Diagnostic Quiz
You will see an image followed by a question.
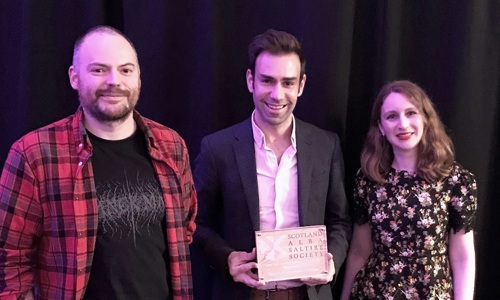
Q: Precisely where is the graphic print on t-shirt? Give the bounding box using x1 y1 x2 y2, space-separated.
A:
96 173 165 244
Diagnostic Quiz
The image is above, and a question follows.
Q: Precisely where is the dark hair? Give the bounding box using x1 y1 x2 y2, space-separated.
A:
360 80 455 183
72 25 138 70
248 29 306 80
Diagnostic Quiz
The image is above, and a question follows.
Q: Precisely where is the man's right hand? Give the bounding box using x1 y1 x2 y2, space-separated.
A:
227 248 265 288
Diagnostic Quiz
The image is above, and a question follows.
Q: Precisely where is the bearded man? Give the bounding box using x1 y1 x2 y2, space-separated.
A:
0 26 197 300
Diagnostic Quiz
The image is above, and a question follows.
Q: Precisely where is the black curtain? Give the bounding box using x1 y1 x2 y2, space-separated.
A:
1 1 499 299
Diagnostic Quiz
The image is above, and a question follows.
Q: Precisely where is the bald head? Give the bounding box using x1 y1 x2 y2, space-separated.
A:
72 26 139 72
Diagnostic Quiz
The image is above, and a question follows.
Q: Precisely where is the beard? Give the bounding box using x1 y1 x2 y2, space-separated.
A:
79 86 140 123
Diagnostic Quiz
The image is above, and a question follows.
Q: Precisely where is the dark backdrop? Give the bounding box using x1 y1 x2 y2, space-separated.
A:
1 1 499 299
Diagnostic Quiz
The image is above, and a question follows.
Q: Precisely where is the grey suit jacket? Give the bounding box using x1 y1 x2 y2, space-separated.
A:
192 117 351 300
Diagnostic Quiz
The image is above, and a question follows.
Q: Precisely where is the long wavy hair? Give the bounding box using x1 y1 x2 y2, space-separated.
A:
360 80 455 183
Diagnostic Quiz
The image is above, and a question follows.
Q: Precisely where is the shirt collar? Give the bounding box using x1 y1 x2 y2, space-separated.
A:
74 106 156 151
251 110 297 149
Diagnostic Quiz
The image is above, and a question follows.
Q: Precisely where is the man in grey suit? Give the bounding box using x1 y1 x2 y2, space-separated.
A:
192 29 351 300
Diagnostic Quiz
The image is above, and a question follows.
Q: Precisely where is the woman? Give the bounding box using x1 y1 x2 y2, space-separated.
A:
341 80 477 300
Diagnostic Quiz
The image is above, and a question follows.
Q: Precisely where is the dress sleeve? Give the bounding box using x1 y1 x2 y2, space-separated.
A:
449 166 478 233
352 169 371 225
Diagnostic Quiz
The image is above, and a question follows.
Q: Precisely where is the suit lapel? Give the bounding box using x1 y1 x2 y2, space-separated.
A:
233 119 260 231
296 120 313 225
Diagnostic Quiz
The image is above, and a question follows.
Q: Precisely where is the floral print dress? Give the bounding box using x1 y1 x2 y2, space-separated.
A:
350 162 477 300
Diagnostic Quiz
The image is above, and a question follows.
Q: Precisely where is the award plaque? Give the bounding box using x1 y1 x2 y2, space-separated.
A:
255 225 328 282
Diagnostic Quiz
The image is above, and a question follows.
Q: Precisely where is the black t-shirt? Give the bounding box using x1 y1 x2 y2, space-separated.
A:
83 129 171 300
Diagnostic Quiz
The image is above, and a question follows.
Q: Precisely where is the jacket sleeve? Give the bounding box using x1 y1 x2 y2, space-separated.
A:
191 136 235 273
325 133 352 270
0 142 41 298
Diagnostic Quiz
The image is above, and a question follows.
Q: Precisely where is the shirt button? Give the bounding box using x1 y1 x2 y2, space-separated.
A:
78 232 84 238
78 143 83 148
78 161 83 167
78 268 84 274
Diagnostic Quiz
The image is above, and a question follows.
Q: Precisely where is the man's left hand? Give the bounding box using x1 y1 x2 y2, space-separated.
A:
300 253 335 286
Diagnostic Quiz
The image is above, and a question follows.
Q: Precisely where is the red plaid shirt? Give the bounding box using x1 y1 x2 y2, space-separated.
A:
0 107 197 300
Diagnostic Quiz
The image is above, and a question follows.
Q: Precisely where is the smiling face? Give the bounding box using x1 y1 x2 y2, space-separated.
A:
246 51 306 132
379 92 425 160
68 31 141 124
